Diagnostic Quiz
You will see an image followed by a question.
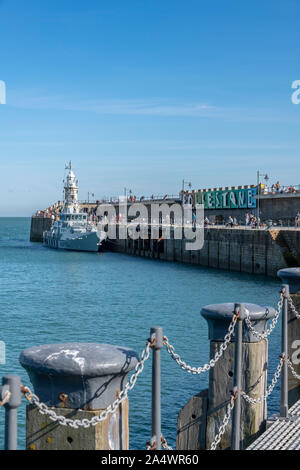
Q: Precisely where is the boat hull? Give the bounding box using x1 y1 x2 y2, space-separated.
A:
43 230 100 252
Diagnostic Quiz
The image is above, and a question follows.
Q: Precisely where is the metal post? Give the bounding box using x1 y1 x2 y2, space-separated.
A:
231 303 244 450
280 284 289 418
257 170 260 226
2 375 22 450
150 327 163 450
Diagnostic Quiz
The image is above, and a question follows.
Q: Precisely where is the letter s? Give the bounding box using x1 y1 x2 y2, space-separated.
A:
291 339 300 365
291 80 300 104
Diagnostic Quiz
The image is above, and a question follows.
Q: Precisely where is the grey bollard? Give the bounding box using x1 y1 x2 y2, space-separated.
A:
19 342 138 450
278 268 300 407
278 268 300 294
201 303 275 450
201 303 275 342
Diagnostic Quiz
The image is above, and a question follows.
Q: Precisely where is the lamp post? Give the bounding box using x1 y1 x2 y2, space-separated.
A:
87 192 94 204
124 188 132 198
181 180 192 202
256 171 269 227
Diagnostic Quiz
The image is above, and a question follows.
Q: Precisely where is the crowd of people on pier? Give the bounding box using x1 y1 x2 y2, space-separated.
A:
35 181 300 229
36 206 300 229
35 202 62 220
204 213 259 228
262 181 299 195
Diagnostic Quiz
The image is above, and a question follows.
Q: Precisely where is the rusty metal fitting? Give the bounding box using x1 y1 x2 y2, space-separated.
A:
231 388 239 401
146 440 157 451
279 353 288 362
58 393 68 408
21 386 32 403
0 390 11 408
233 309 240 321
280 288 287 298
147 337 157 349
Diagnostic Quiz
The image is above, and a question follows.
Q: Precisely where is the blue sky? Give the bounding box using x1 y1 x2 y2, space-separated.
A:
0 0 300 215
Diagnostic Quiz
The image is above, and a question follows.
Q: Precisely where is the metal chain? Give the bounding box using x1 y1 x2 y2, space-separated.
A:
287 295 300 320
161 435 173 450
146 435 173 451
244 295 283 340
0 390 11 408
210 395 236 450
163 313 238 374
22 340 152 429
241 357 284 405
287 358 300 380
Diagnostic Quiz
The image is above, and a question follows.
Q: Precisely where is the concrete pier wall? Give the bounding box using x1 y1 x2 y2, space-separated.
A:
29 214 300 277
30 217 52 242
106 227 300 277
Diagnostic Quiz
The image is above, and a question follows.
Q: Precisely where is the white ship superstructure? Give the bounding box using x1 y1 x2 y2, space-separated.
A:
43 162 106 252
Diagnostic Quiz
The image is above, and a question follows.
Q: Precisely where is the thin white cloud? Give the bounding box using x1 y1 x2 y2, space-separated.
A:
7 89 300 123
9 91 215 117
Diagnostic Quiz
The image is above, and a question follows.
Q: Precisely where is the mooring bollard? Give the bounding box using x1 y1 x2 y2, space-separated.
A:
202 302 276 450
280 284 289 418
19 342 139 450
150 327 163 450
1 375 22 450
231 303 245 450
177 302 276 450
278 268 300 407
200 303 275 450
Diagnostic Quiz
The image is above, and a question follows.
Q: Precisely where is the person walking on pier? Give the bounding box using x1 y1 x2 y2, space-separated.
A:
227 216 234 227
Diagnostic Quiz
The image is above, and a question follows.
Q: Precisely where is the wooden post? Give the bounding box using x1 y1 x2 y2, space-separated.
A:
177 302 276 450
19 342 138 450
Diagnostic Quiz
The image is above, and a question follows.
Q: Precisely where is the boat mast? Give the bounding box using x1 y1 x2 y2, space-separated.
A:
63 161 79 213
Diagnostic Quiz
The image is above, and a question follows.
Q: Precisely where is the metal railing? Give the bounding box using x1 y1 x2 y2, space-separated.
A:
79 195 181 205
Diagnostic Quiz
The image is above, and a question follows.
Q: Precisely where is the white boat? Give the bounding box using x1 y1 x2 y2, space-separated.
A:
43 162 106 252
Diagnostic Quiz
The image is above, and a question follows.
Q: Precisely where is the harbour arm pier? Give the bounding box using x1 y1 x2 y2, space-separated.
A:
31 210 300 278
30 178 300 277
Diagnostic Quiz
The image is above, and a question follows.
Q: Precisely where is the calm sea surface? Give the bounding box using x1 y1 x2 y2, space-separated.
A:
0 217 282 449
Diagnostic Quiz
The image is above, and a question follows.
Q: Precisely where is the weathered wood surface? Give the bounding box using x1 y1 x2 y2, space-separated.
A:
176 389 208 450
177 339 269 450
206 339 268 450
26 399 129 450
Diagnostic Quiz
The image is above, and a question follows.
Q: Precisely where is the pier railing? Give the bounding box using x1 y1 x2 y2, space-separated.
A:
78 195 181 205
1 273 300 450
